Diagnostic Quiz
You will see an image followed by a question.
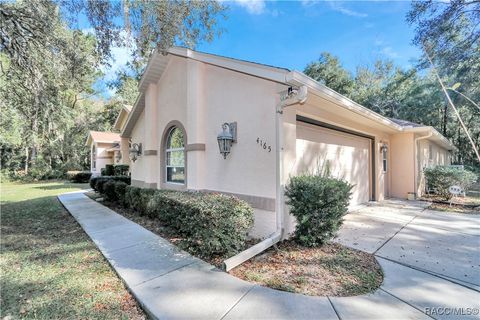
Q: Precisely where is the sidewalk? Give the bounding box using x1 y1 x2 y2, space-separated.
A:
58 191 479 320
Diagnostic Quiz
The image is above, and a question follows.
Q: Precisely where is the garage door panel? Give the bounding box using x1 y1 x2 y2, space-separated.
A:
295 122 371 206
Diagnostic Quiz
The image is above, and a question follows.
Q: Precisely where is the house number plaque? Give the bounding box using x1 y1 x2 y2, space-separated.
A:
256 138 272 153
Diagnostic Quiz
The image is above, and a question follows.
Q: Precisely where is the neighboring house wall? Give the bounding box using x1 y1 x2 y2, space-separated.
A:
91 142 114 175
416 139 452 195
389 133 415 199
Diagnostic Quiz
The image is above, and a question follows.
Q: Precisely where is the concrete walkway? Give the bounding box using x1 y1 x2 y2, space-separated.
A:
59 192 480 320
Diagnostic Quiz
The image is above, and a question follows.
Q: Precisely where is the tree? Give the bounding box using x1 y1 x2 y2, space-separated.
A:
304 52 354 96
407 0 480 165
60 0 226 62
0 0 227 177
0 1 101 174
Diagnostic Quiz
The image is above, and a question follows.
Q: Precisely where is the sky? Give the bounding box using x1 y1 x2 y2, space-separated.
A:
97 0 422 97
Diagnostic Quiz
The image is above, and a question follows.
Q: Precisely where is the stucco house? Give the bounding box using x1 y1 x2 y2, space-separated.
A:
118 47 455 241
86 105 132 175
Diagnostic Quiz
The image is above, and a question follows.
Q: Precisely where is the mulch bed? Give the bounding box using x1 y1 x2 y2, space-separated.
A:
420 195 480 214
230 241 383 297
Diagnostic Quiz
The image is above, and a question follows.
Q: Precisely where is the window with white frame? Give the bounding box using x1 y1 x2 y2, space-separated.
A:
165 127 185 184
382 147 387 173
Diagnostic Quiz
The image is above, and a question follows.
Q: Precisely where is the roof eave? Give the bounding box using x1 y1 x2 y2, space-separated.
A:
285 71 404 132
404 126 457 151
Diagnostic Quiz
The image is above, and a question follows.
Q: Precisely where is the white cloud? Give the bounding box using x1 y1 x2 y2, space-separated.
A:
233 0 266 15
380 46 400 59
300 0 318 7
328 1 367 18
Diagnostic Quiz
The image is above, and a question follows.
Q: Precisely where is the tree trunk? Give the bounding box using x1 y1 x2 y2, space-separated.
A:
442 103 448 135
24 146 29 174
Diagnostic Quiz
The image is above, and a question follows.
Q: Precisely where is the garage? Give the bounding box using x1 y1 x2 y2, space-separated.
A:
295 117 373 207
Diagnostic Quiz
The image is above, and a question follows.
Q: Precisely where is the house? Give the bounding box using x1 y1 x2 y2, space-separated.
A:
86 105 132 176
119 47 455 240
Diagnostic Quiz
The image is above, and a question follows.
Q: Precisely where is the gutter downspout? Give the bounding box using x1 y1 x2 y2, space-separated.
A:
223 85 308 272
413 131 433 198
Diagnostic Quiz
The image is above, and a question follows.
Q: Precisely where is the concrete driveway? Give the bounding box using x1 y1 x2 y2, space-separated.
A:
335 199 480 289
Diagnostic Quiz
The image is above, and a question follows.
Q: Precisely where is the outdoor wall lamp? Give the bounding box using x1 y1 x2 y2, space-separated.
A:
115 151 122 163
380 143 388 152
129 143 142 162
217 122 237 159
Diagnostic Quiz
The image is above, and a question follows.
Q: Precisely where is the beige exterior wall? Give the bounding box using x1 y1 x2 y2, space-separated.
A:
130 109 146 184
90 142 114 175
126 54 454 238
416 138 452 195
128 57 281 238
389 133 415 198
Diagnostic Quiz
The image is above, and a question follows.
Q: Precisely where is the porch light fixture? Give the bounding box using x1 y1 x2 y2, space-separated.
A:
129 143 142 162
217 122 237 159
380 143 388 152
115 151 122 163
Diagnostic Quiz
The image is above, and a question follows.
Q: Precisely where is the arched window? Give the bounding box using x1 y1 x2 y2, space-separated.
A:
165 127 185 184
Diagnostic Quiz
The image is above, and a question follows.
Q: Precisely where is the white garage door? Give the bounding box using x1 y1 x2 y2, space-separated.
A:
295 121 371 207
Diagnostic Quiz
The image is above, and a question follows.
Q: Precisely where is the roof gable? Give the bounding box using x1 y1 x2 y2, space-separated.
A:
86 131 121 146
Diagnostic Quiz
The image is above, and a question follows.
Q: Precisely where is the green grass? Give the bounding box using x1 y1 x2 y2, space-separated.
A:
1 181 145 319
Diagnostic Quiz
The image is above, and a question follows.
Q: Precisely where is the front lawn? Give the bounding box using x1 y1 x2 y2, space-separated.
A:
0 181 145 319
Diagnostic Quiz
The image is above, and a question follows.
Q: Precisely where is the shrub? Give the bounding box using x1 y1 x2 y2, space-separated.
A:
146 191 254 258
89 176 98 189
90 176 131 193
100 168 106 176
285 175 352 247
125 186 156 213
114 165 129 176
69 171 92 183
103 179 118 201
424 166 478 200
95 177 109 194
114 181 129 206
105 164 115 176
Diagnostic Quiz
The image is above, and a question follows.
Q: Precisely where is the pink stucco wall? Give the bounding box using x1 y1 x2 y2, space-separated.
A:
126 54 453 238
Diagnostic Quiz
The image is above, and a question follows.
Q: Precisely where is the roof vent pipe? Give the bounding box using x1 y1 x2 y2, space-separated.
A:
223 86 307 272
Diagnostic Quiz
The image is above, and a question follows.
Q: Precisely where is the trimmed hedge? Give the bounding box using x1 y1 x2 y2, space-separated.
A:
124 186 156 213
90 176 131 192
105 164 115 176
115 181 129 206
424 166 477 200
95 184 254 258
114 165 129 176
69 171 92 183
103 179 118 202
146 191 254 257
285 175 352 247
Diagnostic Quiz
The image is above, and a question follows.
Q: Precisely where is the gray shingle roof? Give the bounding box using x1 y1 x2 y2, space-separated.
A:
388 118 425 128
